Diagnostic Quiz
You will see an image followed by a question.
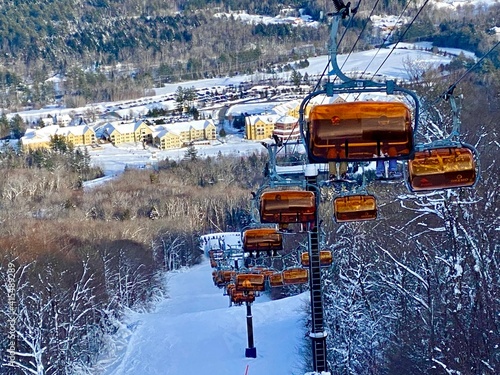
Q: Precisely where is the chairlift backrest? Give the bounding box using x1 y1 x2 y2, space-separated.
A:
282 268 309 285
334 194 377 222
300 251 333 267
308 101 413 162
221 269 236 282
261 269 276 278
407 147 477 191
242 228 283 253
231 290 255 304
235 273 266 292
260 190 316 224
269 272 284 287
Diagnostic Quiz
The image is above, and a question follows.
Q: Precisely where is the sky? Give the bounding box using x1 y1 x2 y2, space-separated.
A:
100 233 311 375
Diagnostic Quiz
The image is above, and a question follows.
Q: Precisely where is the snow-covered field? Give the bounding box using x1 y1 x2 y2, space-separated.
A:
86 135 265 177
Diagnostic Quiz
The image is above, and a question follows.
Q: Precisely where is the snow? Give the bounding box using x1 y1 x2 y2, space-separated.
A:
102 233 310 375
431 0 499 10
214 10 320 28
87 136 266 177
77 42 471 179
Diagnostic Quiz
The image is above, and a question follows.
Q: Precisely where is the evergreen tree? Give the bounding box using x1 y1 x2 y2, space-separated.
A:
290 69 303 87
9 115 26 139
50 134 70 154
184 145 198 161
0 113 9 138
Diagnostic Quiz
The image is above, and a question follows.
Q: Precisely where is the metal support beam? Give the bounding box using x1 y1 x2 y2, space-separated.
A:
245 302 257 358
305 165 328 373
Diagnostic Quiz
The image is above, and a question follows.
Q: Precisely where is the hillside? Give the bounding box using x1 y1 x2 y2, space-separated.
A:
0 0 499 111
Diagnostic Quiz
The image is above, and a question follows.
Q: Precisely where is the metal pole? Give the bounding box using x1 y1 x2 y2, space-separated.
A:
245 301 257 358
305 164 328 373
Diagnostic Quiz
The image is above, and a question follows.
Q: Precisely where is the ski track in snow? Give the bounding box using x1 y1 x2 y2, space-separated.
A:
104 258 310 375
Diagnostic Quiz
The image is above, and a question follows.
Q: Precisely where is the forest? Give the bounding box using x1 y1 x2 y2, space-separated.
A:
0 0 499 110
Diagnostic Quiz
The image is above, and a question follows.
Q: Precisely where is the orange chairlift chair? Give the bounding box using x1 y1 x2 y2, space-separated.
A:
297 0 419 167
248 266 276 282
259 268 276 279
213 269 234 288
330 162 378 223
268 272 284 288
227 283 256 305
213 269 235 288
282 268 309 285
307 101 414 162
406 89 479 192
333 194 377 222
232 291 256 305
242 227 283 257
300 250 333 267
260 190 316 224
407 147 477 191
208 249 224 268
235 273 266 292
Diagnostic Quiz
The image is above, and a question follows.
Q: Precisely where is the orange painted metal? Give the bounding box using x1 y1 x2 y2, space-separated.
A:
408 147 476 191
308 101 413 161
334 195 377 222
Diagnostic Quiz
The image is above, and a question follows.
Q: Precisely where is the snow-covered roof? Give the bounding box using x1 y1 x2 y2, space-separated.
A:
273 100 301 115
22 124 94 145
103 120 149 135
276 115 298 124
246 114 281 125
153 119 215 137
56 124 92 136
226 102 281 117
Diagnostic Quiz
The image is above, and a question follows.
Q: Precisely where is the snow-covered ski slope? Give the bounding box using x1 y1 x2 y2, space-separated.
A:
104 232 310 375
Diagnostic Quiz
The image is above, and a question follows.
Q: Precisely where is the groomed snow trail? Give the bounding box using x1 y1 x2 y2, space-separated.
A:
104 259 309 375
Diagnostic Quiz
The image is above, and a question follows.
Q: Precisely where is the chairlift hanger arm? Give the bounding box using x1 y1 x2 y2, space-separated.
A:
443 86 462 140
328 1 358 81
417 86 462 147
262 141 309 187
325 0 419 108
